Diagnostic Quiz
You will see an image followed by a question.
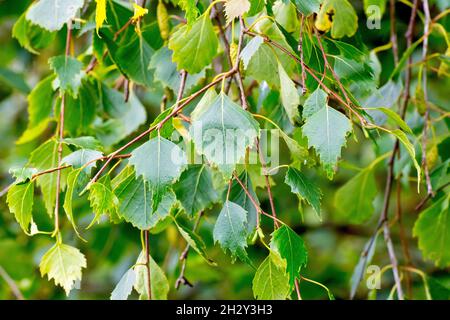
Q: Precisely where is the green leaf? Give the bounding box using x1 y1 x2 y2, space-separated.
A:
190 92 259 178
273 1 299 33
94 90 147 147
26 0 84 32
334 167 377 224
63 136 103 150
63 168 84 237
173 165 218 216
302 88 327 119
278 62 300 124
49 56 84 97
388 129 421 186
333 55 375 96
302 103 352 179
112 32 154 87
178 0 200 25
246 22 296 88
284 167 322 218
213 201 249 262
168 13 219 74
63 80 97 135
150 47 205 93
17 75 55 144
28 139 71 216
88 175 119 227
252 251 291 300
174 219 216 265
62 149 103 172
367 107 412 134
6 181 35 233
240 35 264 70
270 225 308 287
190 88 218 122
413 195 450 268
12 12 55 54
134 252 169 300
39 242 87 296
114 169 176 230
110 268 136 300
291 0 320 16
315 0 358 39
227 170 259 235
9 167 38 184
129 136 187 210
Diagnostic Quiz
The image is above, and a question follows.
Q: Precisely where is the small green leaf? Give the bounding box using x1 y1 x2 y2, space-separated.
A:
413 195 450 268
278 62 300 124
49 56 84 97
12 12 55 54
174 219 216 265
270 225 308 287
39 242 87 296
88 175 119 227
6 181 35 233
134 252 169 300
334 167 377 224
110 268 136 300
252 251 291 300
62 149 103 172
302 103 352 178
28 139 71 216
168 13 218 74
284 167 322 218
17 75 55 144
129 136 187 210
190 92 260 178
213 201 249 262
173 165 218 216
114 169 176 230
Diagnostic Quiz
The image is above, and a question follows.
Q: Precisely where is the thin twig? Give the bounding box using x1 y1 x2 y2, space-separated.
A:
175 211 204 289
298 15 306 94
421 0 434 197
144 230 152 300
0 265 24 300
54 21 73 235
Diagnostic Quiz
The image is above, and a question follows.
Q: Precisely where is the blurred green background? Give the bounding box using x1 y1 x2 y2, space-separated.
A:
0 0 449 300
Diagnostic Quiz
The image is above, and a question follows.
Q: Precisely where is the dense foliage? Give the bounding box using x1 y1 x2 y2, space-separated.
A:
0 0 449 300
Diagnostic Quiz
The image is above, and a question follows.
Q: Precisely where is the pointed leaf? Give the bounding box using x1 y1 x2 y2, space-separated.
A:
6 181 35 233
39 243 87 296
213 201 249 261
168 14 219 74
173 165 218 216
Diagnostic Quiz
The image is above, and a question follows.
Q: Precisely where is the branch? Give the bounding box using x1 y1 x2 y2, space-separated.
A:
54 21 73 235
421 0 434 197
86 67 239 189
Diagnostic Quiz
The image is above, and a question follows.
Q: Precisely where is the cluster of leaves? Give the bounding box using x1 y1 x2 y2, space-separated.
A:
0 0 449 300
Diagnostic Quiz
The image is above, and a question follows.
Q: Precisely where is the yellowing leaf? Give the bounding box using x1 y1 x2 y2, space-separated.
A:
132 3 149 23
224 0 250 24
95 0 107 34
39 243 87 295
315 0 358 39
